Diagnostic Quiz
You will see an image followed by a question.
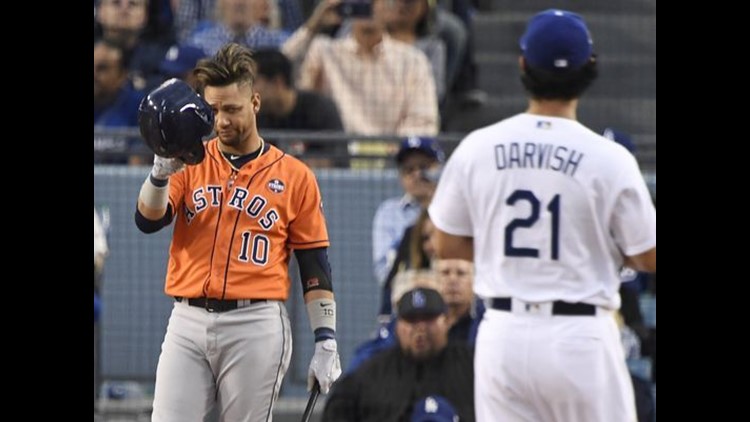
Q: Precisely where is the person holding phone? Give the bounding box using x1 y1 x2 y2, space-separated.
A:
282 0 440 136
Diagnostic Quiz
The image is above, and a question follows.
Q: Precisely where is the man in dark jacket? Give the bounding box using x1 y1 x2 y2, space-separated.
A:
323 287 474 422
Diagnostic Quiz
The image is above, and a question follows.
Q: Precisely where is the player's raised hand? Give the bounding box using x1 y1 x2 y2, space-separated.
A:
307 339 341 394
151 155 186 180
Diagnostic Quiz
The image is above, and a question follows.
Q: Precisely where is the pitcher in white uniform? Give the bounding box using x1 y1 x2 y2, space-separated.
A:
428 9 656 422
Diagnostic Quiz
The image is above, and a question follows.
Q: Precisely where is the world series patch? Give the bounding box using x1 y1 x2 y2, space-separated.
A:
267 179 285 194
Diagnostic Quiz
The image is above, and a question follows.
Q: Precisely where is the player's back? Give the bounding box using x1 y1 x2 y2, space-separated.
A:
439 113 651 309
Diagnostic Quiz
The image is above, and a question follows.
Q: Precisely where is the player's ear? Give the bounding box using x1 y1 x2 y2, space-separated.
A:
518 56 527 73
251 92 261 113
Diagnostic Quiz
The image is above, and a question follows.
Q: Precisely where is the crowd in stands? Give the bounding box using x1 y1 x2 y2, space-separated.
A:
94 0 488 167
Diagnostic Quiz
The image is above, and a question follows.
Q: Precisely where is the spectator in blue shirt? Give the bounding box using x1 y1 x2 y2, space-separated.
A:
372 137 445 288
184 0 290 56
94 40 146 163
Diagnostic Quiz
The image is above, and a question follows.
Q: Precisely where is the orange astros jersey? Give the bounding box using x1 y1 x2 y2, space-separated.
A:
165 139 329 300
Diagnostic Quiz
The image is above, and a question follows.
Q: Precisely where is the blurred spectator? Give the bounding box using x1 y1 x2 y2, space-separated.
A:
94 207 110 282
95 0 173 91
184 0 290 56
604 127 637 154
252 49 345 167
433 258 483 347
283 0 439 135
94 206 108 400
94 207 108 323
173 0 304 42
348 268 439 373
617 313 656 422
437 0 486 107
172 0 218 41
372 137 444 287
94 40 147 164
159 43 208 88
385 0 447 102
351 257 483 374
380 209 435 318
323 287 475 422
434 6 467 100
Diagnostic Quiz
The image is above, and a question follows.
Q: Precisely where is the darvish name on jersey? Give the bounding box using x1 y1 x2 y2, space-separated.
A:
495 142 584 177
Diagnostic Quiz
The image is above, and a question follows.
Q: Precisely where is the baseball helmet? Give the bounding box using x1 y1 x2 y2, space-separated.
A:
138 78 214 165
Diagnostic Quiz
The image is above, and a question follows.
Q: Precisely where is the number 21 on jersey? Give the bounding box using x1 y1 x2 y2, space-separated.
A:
504 189 560 260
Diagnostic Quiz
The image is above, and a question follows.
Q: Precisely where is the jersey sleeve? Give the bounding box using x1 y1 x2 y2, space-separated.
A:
609 155 656 256
288 169 330 249
428 142 473 236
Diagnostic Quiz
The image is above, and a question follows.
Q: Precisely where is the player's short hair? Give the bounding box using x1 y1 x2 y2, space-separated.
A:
194 43 258 91
520 58 598 101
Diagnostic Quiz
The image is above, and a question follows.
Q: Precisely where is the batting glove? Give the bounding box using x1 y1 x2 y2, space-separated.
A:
151 155 186 180
307 339 341 394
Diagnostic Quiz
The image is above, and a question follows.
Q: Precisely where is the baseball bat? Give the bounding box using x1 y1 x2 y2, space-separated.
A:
301 381 321 422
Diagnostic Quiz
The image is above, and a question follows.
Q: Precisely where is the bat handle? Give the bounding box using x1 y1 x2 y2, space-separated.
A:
301 380 321 422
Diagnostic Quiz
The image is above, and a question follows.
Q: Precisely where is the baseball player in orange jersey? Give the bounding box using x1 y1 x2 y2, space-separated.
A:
135 43 341 422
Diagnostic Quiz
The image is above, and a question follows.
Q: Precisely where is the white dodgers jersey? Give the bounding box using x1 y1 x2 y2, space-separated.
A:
429 114 656 309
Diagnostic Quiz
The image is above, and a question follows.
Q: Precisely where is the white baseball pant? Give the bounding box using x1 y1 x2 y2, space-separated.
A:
475 302 636 422
152 300 292 422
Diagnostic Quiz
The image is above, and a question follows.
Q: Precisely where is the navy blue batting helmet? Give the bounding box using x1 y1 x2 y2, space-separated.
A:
138 79 214 165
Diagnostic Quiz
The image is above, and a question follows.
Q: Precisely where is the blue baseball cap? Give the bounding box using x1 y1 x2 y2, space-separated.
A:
412 395 459 422
396 136 445 165
603 127 636 154
520 9 593 71
397 288 446 321
160 44 207 77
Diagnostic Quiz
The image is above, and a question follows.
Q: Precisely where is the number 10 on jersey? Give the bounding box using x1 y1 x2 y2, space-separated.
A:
238 231 270 265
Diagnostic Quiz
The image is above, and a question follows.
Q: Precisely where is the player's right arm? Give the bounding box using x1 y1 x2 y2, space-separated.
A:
135 156 185 233
433 230 474 261
624 247 656 273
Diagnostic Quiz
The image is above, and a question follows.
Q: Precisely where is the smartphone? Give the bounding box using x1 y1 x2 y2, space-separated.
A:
336 0 372 18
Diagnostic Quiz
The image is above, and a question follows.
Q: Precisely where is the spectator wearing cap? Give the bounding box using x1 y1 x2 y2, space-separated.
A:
373 137 445 290
252 49 345 168
159 44 207 89
349 258 485 374
323 287 475 422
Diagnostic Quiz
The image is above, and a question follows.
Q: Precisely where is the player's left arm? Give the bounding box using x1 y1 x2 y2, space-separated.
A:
289 168 341 394
296 247 341 395
433 230 474 261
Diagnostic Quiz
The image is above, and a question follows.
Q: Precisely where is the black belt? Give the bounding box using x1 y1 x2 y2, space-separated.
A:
490 297 596 316
175 297 267 313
